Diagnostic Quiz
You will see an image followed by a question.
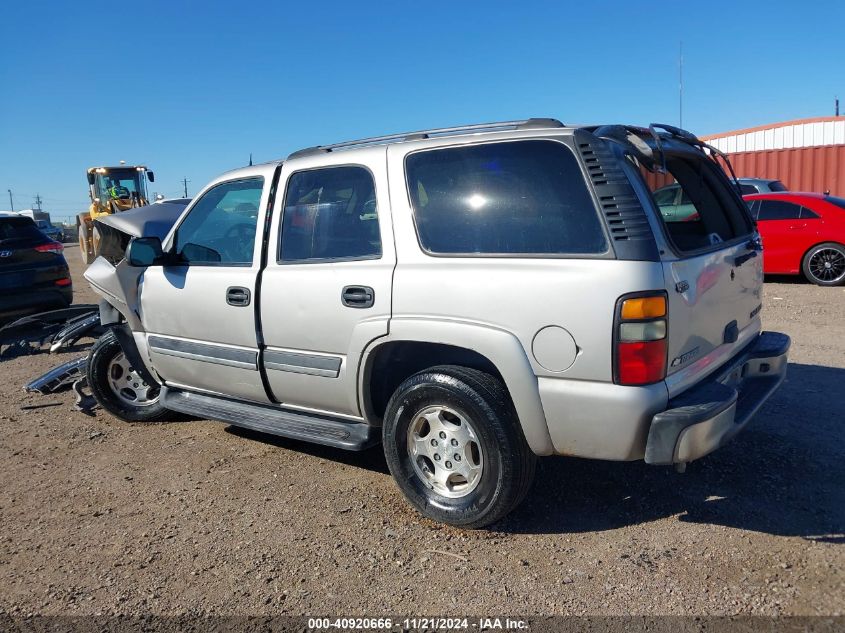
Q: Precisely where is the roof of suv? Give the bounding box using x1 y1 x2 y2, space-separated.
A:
285 118 569 160
213 118 573 183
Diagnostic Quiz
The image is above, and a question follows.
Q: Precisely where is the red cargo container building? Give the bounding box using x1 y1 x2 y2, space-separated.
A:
701 116 845 196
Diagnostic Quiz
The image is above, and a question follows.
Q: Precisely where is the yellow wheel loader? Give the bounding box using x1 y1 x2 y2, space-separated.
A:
77 164 155 264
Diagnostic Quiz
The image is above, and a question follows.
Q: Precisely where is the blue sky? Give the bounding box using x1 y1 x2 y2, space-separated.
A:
1 0 843 223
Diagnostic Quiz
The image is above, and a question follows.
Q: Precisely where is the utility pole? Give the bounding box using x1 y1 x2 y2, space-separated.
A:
249 153 253 166
7 189 13 211
181 178 190 198
34 194 43 212
837 96 840 117
679 41 684 129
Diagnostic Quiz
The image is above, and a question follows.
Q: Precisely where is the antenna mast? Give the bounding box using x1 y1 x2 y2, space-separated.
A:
679 41 684 128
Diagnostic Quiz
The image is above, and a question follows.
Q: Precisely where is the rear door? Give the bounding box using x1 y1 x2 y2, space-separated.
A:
259 148 394 416
139 169 274 402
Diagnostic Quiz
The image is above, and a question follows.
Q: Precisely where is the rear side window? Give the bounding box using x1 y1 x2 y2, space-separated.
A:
0 217 44 241
739 184 759 195
280 166 381 262
768 180 788 192
757 200 802 221
405 140 607 255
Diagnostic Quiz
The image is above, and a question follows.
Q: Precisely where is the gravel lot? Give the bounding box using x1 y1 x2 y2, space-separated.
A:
0 245 843 617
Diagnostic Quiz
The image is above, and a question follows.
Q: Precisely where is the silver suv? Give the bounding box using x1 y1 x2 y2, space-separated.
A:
84 119 790 527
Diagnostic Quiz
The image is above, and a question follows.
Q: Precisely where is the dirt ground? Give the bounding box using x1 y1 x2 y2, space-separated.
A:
0 244 843 618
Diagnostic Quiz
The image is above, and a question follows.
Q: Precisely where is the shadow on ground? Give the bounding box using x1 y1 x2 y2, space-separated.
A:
227 362 844 540
500 362 845 540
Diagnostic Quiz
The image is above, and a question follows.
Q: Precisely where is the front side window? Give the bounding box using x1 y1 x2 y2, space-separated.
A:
280 166 380 262
757 200 802 221
174 177 264 264
739 184 759 195
406 140 607 255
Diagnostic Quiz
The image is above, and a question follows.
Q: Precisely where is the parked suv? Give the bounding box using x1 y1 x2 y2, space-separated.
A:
84 119 789 527
1 213 72 322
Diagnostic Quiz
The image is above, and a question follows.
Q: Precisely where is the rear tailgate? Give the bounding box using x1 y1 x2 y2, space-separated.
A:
645 140 763 395
662 239 763 395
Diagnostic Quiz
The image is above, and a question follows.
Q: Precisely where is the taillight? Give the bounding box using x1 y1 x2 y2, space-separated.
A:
35 241 64 254
55 278 72 287
614 292 668 386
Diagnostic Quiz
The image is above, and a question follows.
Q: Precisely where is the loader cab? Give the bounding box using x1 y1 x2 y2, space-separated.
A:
87 166 153 213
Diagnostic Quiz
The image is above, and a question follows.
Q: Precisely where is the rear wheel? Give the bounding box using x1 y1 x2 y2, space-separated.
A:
382 365 536 528
87 329 169 422
802 242 845 286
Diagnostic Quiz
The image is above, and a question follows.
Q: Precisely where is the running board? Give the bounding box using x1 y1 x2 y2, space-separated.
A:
161 387 380 451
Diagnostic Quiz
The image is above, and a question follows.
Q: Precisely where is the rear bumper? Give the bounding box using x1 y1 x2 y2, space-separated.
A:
644 331 790 465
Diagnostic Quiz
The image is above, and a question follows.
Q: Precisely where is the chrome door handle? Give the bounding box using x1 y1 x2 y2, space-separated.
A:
226 286 251 307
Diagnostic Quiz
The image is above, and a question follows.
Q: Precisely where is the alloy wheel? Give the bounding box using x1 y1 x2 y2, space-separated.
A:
808 246 845 284
406 405 484 498
106 352 160 407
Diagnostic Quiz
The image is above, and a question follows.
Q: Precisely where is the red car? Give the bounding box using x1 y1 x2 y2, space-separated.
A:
743 192 845 286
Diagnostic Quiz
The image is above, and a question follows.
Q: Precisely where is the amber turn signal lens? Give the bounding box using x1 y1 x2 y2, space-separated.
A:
620 296 666 320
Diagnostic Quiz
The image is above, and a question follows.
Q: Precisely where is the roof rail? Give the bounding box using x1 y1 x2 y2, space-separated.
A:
286 118 565 159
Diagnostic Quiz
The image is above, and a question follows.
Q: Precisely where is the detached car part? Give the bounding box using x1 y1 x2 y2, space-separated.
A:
0 305 100 359
24 355 88 394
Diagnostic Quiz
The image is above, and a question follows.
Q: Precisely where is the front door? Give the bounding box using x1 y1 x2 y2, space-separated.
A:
259 150 395 416
753 198 817 274
139 170 273 402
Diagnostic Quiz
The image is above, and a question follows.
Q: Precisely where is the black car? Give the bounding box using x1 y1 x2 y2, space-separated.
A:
0 214 72 322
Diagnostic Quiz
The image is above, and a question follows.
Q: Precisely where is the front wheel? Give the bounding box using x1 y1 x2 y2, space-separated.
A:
87 329 170 422
78 224 95 265
802 242 845 286
382 365 536 528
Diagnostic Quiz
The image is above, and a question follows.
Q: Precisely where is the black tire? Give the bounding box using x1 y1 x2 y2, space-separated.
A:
78 224 95 265
802 242 845 286
87 329 170 422
382 365 536 528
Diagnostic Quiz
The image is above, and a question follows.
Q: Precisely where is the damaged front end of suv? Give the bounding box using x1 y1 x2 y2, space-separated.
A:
21 201 187 401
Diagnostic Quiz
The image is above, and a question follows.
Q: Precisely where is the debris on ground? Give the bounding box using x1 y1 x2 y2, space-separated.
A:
24 355 88 394
0 305 102 359
72 377 98 415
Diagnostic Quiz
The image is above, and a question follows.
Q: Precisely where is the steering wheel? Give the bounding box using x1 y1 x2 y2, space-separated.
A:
222 223 256 261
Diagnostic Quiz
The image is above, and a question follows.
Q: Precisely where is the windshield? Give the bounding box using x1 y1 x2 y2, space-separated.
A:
96 168 147 202
826 196 845 210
